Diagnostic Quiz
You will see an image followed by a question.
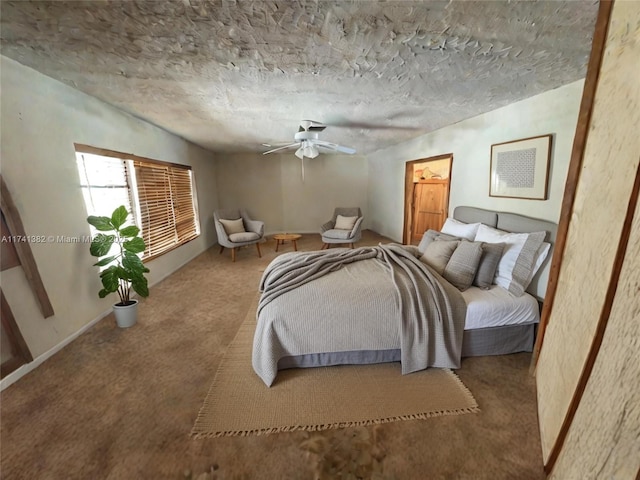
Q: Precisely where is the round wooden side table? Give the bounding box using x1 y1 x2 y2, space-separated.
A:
273 233 302 252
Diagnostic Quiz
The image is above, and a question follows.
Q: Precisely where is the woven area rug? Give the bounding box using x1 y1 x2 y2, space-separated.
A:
192 296 479 438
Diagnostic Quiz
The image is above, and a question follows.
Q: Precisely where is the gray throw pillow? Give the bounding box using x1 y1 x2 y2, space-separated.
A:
473 242 506 289
417 229 460 253
420 240 460 275
443 241 484 291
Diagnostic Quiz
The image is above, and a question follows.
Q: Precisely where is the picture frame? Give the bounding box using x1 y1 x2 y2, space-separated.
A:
489 134 552 200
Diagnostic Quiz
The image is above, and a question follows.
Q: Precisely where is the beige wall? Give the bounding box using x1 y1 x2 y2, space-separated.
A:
537 1 640 475
367 80 584 241
216 152 368 234
0 56 219 361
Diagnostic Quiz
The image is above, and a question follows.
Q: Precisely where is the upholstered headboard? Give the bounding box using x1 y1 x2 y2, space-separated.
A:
453 206 557 300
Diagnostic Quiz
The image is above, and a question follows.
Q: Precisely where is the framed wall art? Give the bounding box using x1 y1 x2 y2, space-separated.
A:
489 134 552 200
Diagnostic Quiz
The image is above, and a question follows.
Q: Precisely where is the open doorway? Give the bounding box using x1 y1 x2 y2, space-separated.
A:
402 154 453 245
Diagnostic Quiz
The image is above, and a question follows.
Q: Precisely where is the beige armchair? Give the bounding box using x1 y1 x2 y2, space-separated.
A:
320 207 363 249
214 208 264 262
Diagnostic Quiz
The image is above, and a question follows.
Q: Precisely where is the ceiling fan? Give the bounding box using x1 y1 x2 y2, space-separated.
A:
262 120 356 181
263 120 356 159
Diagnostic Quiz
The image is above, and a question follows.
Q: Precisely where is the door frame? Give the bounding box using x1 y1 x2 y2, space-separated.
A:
402 154 453 244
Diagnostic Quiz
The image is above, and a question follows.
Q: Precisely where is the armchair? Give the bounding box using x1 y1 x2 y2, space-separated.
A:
214 208 264 262
320 207 363 249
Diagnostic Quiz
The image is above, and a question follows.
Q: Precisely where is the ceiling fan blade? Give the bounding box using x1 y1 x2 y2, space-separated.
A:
333 145 356 154
263 143 299 155
314 139 356 154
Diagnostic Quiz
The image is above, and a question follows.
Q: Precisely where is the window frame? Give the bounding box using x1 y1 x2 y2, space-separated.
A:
74 144 200 262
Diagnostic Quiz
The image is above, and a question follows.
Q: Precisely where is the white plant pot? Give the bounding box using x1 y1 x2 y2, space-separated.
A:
113 299 139 328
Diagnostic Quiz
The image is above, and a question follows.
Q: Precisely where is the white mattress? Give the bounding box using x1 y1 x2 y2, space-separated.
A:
461 285 540 330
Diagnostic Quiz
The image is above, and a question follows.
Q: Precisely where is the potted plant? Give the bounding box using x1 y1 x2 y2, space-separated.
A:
87 205 150 328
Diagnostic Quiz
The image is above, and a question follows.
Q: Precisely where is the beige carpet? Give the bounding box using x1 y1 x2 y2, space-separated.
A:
2 233 545 478
192 295 479 438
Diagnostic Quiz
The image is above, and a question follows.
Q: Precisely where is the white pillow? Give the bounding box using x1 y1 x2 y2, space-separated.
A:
527 242 551 284
335 214 358 230
474 224 546 296
219 218 245 235
440 218 481 241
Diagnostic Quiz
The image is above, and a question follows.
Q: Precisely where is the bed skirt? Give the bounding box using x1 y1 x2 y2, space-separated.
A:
276 323 536 371
461 323 537 357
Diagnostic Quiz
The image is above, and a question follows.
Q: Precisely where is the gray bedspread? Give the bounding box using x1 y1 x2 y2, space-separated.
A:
252 244 467 386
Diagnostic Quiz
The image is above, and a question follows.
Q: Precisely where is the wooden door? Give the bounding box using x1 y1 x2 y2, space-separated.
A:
412 180 449 244
402 154 453 245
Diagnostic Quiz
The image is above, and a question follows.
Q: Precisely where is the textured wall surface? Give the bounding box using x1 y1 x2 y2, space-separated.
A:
536 0 640 467
0 56 219 360
0 1 597 155
550 192 640 479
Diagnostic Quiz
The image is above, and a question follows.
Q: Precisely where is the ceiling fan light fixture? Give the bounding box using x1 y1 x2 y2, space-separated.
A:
304 144 319 159
295 141 319 159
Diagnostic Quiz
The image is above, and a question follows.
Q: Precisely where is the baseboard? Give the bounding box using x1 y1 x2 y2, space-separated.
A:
0 243 215 392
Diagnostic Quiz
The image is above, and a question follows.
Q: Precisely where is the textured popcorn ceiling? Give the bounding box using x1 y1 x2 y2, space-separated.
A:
0 0 599 155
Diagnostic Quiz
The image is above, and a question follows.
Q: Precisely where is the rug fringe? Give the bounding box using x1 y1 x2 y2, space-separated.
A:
191 404 481 439
446 369 480 410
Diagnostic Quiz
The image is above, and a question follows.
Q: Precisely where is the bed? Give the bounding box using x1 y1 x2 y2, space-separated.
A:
252 206 556 386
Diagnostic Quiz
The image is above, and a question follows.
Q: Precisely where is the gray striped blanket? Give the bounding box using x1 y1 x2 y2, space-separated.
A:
253 244 466 386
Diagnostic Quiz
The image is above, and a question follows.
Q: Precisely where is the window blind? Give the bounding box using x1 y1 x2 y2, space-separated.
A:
169 167 199 244
133 160 198 260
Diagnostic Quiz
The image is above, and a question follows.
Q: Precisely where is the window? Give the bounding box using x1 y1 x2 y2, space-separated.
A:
75 145 200 261
77 152 133 218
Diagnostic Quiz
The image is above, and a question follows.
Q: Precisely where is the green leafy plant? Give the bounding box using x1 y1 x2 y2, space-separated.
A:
87 205 150 305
